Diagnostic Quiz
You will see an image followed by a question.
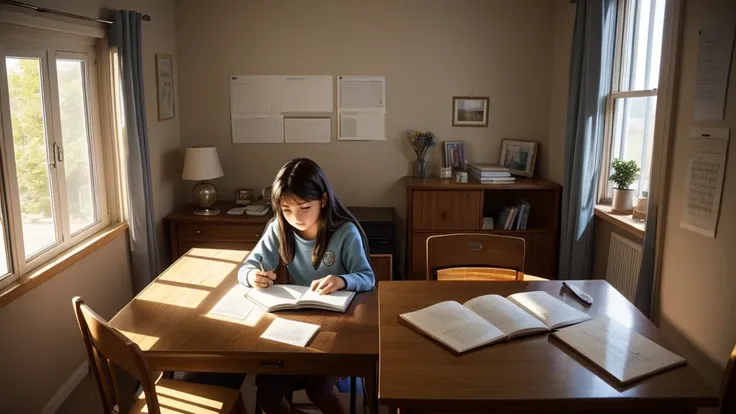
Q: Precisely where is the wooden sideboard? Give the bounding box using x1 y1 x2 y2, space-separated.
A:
166 202 393 281
405 177 561 280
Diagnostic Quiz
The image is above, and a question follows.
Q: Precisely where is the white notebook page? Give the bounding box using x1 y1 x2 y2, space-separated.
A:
401 301 505 353
464 294 546 336
508 291 591 329
260 318 320 347
210 285 254 320
298 288 353 308
553 316 686 384
246 285 307 308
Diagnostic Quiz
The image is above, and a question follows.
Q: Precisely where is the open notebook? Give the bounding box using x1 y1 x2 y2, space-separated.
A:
552 316 686 384
245 285 355 313
400 291 592 354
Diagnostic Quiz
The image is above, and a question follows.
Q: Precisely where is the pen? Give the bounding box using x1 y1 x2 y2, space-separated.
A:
258 256 265 273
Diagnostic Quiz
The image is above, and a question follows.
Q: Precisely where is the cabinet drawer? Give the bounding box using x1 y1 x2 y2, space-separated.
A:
178 241 257 258
411 191 481 230
178 223 263 241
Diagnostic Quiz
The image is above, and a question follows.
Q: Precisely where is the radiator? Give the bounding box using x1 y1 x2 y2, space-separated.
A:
605 233 643 302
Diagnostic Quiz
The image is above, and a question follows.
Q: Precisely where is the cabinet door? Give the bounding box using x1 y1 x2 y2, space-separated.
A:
412 191 481 230
178 223 263 241
370 254 393 281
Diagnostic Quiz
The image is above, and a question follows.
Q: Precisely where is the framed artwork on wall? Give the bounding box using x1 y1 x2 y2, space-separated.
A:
452 96 489 127
155 53 175 120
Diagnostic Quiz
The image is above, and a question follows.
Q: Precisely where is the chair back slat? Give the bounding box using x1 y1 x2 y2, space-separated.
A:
73 297 161 414
426 233 526 281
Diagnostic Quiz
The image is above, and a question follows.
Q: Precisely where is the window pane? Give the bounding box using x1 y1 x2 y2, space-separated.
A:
57 59 97 234
5 57 59 258
610 96 657 196
0 216 9 276
621 0 666 91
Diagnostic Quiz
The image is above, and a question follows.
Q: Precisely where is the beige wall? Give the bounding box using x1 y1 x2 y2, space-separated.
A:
0 233 132 413
658 0 736 390
0 0 178 412
175 0 559 216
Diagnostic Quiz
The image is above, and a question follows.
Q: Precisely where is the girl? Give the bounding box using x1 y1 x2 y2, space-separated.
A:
238 158 374 414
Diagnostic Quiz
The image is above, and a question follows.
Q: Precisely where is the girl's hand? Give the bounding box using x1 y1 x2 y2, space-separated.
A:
248 270 277 288
310 275 345 295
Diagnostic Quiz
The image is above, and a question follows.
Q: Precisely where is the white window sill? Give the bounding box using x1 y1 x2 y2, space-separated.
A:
0 223 128 308
594 205 645 239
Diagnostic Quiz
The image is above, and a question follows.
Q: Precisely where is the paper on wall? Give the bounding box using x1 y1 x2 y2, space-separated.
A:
232 116 284 143
281 76 333 112
230 75 281 117
284 118 331 143
693 24 735 121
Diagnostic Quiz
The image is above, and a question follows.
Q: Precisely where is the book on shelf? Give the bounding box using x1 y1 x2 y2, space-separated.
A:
468 164 510 173
496 200 531 230
400 291 592 354
245 285 355 313
505 207 518 230
552 316 687 384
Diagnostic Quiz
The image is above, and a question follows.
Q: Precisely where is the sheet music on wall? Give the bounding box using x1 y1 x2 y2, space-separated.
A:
337 76 386 140
680 128 730 238
693 24 735 121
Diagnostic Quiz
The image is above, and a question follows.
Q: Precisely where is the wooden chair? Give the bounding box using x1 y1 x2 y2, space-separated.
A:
73 297 246 414
426 233 533 281
721 344 736 414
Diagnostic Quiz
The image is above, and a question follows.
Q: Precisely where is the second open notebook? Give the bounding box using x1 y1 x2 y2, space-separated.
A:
245 285 355 313
400 291 592 354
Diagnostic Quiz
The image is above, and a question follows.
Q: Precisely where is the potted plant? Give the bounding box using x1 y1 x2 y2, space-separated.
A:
609 158 641 214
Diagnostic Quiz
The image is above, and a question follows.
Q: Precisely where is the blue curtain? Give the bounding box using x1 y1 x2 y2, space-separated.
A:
110 11 160 292
558 0 617 280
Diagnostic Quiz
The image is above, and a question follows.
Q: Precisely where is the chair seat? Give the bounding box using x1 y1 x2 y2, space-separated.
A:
522 274 549 281
130 378 241 414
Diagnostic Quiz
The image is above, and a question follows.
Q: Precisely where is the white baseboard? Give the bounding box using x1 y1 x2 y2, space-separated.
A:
41 361 89 414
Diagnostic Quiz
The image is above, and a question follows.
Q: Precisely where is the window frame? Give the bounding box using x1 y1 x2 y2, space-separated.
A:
0 32 111 289
599 0 663 203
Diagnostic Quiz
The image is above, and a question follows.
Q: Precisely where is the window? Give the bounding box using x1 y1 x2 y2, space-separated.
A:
600 0 667 201
0 35 109 289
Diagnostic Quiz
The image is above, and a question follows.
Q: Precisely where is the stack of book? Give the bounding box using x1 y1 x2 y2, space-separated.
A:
496 199 531 230
468 164 515 184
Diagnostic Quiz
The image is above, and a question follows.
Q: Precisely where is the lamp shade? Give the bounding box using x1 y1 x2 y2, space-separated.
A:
182 146 224 181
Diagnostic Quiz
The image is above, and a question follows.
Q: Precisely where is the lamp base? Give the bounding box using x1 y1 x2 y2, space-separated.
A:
193 207 220 216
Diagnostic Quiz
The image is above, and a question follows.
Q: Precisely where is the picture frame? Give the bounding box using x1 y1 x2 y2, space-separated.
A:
452 96 489 127
499 139 539 177
155 54 175 120
235 188 254 206
443 141 466 171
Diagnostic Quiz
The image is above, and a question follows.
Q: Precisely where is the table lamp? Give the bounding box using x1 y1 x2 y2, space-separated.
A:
182 146 224 216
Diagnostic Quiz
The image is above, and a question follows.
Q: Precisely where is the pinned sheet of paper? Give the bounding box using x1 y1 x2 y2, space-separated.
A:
232 117 284 144
281 76 333 113
337 75 386 141
284 118 331 143
693 24 735 121
230 76 281 117
680 128 730 238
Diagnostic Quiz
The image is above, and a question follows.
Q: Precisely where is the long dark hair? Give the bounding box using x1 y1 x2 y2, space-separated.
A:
271 158 369 269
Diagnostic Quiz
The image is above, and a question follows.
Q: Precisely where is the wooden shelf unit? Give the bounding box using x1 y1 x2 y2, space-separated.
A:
404 177 562 280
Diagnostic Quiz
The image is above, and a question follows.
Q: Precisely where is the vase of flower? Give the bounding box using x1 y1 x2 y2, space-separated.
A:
406 130 436 178
413 159 428 178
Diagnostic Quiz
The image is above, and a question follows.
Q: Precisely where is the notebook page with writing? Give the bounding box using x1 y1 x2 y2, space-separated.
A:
246 285 307 311
296 288 355 312
552 316 686 384
260 318 320 347
507 291 591 329
210 284 255 320
464 294 547 338
400 301 506 354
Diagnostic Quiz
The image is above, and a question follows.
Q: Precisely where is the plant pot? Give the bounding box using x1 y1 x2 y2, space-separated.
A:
413 159 428 178
612 188 635 214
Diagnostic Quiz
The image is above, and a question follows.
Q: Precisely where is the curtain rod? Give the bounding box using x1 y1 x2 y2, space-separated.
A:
0 0 151 24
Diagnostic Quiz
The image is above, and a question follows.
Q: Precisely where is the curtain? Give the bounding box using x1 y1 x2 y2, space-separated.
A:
110 11 160 292
558 0 617 280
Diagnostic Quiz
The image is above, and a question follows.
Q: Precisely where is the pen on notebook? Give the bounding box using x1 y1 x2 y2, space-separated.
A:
258 256 265 273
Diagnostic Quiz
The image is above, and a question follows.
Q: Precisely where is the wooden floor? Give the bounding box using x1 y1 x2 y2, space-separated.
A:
58 372 378 414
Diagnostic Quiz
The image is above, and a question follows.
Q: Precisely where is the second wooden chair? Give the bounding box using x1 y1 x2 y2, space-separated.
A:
426 233 529 281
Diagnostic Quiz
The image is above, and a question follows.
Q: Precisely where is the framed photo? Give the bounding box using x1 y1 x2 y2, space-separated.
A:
443 141 466 171
500 139 539 177
155 54 175 120
452 96 489 127
235 188 254 206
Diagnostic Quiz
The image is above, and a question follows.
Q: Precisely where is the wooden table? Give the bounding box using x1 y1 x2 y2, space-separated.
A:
110 248 379 410
378 280 718 413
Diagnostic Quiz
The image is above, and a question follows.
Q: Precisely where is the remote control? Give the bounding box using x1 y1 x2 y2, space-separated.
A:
562 281 593 306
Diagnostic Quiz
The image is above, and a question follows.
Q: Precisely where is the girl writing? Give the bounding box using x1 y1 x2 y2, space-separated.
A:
238 158 374 414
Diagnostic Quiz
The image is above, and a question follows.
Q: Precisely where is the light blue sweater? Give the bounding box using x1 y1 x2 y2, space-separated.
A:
238 220 375 292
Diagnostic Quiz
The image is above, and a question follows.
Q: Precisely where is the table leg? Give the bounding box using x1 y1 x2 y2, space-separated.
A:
350 376 356 414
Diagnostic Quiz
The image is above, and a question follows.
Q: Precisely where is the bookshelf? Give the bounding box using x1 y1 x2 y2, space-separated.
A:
404 176 561 280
